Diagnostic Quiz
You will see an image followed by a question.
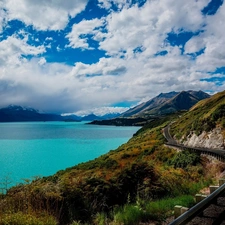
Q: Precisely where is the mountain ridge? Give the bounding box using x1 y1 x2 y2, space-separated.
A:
121 90 210 117
0 105 121 122
90 90 210 126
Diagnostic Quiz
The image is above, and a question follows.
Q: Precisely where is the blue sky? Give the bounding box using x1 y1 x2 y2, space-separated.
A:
0 0 224 115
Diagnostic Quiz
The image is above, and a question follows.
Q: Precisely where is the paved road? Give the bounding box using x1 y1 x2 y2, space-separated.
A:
163 125 177 144
163 125 225 160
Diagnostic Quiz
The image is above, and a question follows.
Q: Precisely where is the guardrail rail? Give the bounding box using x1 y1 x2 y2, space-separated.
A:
169 182 225 225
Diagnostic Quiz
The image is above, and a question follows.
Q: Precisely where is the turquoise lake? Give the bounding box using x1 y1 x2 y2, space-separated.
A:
0 122 140 186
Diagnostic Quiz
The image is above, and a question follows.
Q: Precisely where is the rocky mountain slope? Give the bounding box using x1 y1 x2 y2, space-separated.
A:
170 90 225 149
120 91 179 117
121 90 210 117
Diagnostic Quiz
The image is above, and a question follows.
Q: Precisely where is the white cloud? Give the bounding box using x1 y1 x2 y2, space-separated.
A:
73 106 129 116
98 0 133 10
71 57 126 77
67 18 105 49
0 35 45 67
97 0 209 57
2 0 88 30
0 8 6 33
184 36 206 54
195 3 225 72
38 57 46 66
0 0 224 114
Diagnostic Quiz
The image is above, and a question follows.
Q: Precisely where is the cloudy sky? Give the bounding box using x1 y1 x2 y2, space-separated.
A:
0 0 224 115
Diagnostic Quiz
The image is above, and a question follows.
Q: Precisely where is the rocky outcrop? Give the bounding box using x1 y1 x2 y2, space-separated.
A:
180 127 225 150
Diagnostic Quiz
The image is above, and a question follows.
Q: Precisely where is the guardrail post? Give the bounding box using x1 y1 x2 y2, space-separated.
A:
209 185 219 194
219 179 225 186
195 194 202 203
174 205 182 218
181 207 189 214
200 194 207 201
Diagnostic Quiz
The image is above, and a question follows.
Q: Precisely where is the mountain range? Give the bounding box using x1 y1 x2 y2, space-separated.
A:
90 90 210 126
0 105 120 122
0 90 210 123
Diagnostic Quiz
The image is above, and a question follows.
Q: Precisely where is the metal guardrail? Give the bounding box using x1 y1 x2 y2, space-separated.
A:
169 182 225 225
163 125 225 161
165 142 225 162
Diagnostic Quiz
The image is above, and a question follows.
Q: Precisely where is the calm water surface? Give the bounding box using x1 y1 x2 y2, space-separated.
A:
0 122 140 186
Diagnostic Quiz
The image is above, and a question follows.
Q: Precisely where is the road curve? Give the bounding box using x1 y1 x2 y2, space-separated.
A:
163 125 225 161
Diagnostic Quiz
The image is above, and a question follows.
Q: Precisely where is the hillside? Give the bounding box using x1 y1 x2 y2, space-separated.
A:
89 117 148 126
1 112 222 224
170 90 225 149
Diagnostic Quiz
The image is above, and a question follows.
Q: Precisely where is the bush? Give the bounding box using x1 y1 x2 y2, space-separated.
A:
100 158 118 169
168 150 200 169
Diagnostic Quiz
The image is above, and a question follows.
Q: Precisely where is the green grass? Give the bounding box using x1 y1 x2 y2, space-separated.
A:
145 195 195 220
112 195 195 224
113 204 145 225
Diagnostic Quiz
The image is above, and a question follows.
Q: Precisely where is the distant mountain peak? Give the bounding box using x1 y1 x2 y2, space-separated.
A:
120 90 210 117
157 91 178 98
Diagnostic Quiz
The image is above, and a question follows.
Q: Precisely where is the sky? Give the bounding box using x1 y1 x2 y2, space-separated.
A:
0 0 224 115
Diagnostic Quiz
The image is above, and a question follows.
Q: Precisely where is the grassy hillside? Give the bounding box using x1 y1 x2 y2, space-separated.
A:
0 111 223 224
170 90 225 139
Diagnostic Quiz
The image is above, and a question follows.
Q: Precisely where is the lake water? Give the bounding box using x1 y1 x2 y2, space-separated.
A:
0 122 140 186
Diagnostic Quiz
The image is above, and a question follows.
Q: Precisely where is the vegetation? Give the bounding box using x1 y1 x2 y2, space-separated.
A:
171 90 225 138
112 194 196 224
1 91 225 224
168 150 201 169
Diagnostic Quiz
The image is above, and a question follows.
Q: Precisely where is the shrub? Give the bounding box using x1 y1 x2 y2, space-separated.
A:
168 150 200 169
100 158 118 169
